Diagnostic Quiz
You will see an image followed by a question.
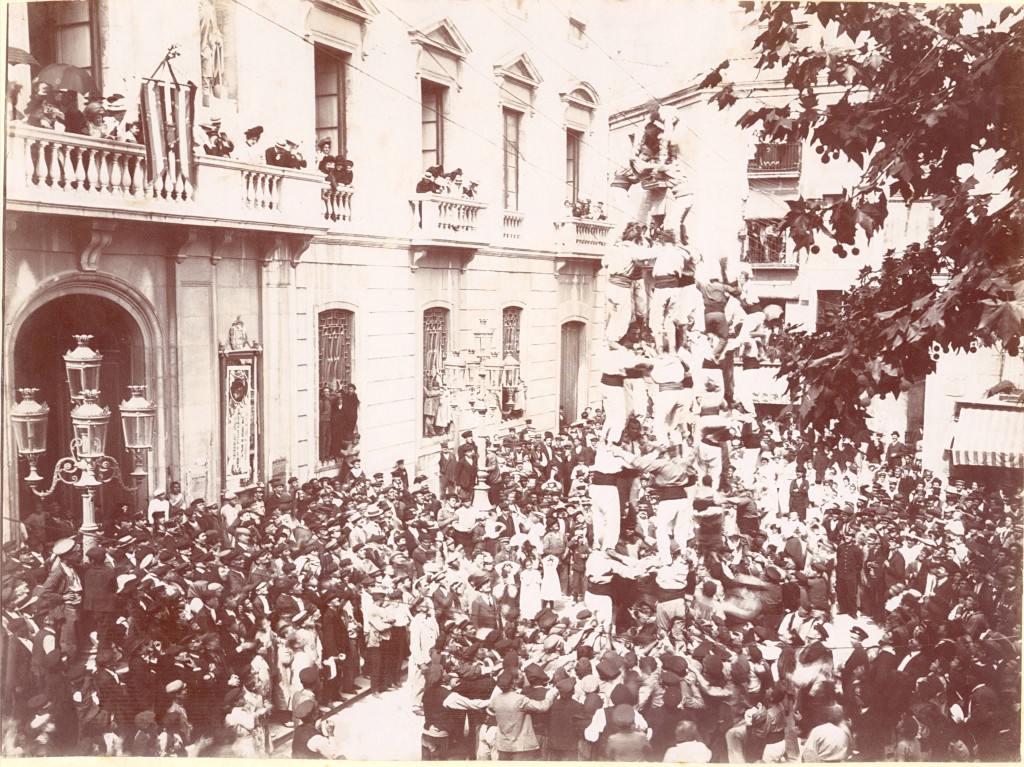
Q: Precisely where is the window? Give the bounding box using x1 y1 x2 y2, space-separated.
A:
566 129 582 206
315 45 348 156
27 0 100 92
423 308 449 438
816 290 845 330
502 307 524 421
421 80 446 171
503 108 522 210
318 309 354 461
743 218 787 264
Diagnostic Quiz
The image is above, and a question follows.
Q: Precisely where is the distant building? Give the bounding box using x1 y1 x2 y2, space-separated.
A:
610 73 1024 474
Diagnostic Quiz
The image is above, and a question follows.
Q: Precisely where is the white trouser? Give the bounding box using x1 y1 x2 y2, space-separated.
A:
732 366 756 413
624 377 649 420
676 283 704 333
732 310 766 353
588 484 621 550
649 287 682 351
736 446 760 486
605 284 633 346
696 440 724 491
652 387 691 444
654 496 691 560
407 660 426 706
601 384 627 443
584 592 614 632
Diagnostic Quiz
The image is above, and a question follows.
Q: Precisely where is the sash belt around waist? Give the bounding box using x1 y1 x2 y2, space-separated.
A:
601 374 625 387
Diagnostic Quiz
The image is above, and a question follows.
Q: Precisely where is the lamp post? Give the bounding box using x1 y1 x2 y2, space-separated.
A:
10 336 156 559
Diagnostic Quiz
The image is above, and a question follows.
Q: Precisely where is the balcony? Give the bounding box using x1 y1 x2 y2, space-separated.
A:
6 123 330 235
502 211 524 242
408 194 489 248
747 142 801 177
322 184 354 224
742 217 799 273
553 217 615 257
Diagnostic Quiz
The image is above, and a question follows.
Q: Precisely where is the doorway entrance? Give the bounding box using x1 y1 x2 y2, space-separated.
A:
559 320 586 428
13 294 145 526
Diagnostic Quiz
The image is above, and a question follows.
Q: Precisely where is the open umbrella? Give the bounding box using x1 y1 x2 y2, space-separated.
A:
35 62 97 95
7 47 40 68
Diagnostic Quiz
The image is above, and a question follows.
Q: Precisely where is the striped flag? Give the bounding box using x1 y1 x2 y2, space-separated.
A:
139 78 196 199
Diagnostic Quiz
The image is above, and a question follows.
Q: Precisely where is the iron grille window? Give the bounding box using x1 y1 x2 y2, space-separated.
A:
423 308 449 437
502 307 523 421
502 307 522 360
744 218 787 264
319 310 353 388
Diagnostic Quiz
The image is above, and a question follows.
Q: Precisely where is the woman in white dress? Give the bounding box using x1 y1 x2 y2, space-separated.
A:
539 554 562 609
517 558 542 621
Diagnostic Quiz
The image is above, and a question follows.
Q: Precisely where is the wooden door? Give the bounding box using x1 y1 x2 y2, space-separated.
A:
559 321 585 425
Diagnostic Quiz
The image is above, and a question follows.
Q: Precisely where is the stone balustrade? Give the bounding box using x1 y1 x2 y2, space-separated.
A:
7 123 326 232
553 217 615 256
502 211 524 241
323 185 354 223
409 194 489 246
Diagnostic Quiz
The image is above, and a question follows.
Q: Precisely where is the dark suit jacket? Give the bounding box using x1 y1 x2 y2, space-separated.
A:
82 563 118 612
455 458 477 492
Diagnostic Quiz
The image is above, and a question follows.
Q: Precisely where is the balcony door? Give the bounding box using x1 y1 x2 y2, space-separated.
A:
559 321 585 424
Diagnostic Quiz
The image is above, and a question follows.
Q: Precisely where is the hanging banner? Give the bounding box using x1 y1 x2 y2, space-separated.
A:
139 77 196 200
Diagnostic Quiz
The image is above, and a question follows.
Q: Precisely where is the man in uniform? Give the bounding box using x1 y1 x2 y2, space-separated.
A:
41 538 82 660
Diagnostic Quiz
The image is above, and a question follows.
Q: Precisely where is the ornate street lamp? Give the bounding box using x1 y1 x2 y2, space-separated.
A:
64 334 103 403
120 385 157 477
10 388 49 484
11 336 155 558
501 354 520 389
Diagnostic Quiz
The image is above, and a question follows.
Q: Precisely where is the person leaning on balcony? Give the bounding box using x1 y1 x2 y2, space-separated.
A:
238 125 264 164
416 166 439 194
103 95 131 140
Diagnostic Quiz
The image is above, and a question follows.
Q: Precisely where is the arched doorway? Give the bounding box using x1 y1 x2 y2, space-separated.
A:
559 320 586 428
12 295 145 528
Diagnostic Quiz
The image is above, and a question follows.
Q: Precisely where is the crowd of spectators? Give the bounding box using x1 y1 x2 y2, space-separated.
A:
415 165 480 199
2 397 1020 759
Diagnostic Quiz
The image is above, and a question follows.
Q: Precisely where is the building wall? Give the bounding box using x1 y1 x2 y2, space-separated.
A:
4 0 618 531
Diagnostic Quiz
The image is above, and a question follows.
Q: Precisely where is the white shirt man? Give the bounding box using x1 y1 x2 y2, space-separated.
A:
147 489 170 524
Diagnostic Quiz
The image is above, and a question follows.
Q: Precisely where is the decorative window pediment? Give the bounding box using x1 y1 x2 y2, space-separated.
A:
494 52 542 112
306 0 379 56
409 17 472 89
314 0 379 23
560 81 600 130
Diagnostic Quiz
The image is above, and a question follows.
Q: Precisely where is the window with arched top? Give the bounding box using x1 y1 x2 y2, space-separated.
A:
502 307 525 421
318 309 354 461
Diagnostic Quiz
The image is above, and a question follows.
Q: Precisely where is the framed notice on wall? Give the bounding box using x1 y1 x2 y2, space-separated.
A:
220 317 262 493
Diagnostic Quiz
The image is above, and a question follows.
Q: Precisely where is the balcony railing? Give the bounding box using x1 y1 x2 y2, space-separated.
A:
322 184 354 223
554 217 615 257
747 142 801 176
409 194 489 246
742 218 797 266
502 211 524 241
7 123 328 232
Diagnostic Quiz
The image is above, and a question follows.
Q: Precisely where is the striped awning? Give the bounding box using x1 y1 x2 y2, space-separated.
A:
949 404 1024 468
